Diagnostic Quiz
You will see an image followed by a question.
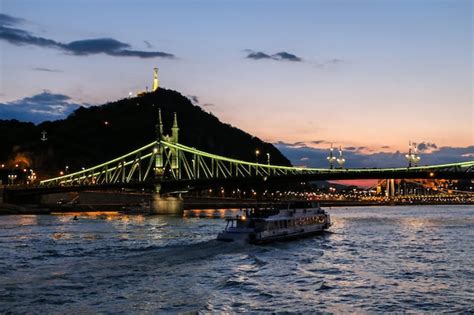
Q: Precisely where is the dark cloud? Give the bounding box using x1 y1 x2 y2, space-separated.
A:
310 140 327 145
0 13 175 59
0 91 88 124
381 145 390 149
275 142 474 169
245 50 302 62
417 143 428 151
32 67 62 72
344 146 357 151
246 51 272 60
417 142 438 152
272 51 302 62
0 13 24 26
187 95 216 108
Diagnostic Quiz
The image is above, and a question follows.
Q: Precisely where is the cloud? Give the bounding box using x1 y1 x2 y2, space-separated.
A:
0 13 175 59
246 51 272 60
417 142 438 152
272 51 302 62
0 13 24 26
144 40 153 48
313 58 345 69
187 95 199 104
187 95 215 108
275 142 474 169
245 50 303 62
0 91 88 124
32 67 62 72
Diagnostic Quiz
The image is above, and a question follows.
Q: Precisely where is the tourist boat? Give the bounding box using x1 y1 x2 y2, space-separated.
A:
217 201 331 244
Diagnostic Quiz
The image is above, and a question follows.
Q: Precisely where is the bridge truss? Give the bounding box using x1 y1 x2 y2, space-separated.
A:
39 139 474 188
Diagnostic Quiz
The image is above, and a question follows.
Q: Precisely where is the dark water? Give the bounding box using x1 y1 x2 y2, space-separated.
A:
1 205 473 313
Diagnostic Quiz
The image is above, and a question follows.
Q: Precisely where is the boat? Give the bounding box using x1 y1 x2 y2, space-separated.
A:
217 201 331 244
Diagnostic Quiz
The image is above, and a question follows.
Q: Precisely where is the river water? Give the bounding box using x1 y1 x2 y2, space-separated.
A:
0 205 473 313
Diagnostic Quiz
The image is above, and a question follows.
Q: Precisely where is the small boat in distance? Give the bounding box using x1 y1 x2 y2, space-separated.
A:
217 201 331 244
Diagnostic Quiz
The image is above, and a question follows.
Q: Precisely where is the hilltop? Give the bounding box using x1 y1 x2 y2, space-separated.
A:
0 88 290 178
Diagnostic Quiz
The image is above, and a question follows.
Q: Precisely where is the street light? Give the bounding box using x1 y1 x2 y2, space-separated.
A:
255 149 260 163
327 144 337 169
266 153 270 165
8 174 17 185
336 146 345 168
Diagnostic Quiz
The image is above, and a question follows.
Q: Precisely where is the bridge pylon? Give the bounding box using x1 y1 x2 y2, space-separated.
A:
154 109 165 183
170 112 180 177
386 178 395 199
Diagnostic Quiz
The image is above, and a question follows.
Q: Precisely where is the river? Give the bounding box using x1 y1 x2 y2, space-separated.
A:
0 205 473 313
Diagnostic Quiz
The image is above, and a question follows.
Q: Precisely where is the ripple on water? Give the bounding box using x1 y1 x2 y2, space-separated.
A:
0 206 473 313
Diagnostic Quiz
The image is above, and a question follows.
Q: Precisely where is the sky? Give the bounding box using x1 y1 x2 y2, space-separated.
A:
0 0 472 170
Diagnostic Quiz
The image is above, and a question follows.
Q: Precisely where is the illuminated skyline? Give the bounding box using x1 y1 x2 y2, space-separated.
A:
0 0 472 167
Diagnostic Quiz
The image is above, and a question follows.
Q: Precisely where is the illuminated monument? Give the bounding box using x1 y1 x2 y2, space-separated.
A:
152 68 159 91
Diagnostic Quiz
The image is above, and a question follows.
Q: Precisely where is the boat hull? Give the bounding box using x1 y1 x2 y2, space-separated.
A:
217 223 330 244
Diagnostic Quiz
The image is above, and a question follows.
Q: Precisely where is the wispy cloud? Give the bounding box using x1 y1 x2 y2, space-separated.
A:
187 95 216 108
0 13 175 59
187 95 199 104
144 40 153 48
245 50 303 62
0 90 89 124
32 67 62 73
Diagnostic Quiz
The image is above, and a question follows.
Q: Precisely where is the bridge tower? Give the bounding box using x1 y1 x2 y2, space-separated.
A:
151 110 183 215
154 109 165 182
170 113 180 176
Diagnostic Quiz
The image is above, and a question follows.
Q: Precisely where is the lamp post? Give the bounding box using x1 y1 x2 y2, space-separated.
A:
405 141 421 167
327 144 337 169
255 149 260 163
8 174 17 186
266 153 270 165
336 146 345 168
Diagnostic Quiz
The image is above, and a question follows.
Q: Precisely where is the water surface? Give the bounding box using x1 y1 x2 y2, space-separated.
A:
0 205 473 313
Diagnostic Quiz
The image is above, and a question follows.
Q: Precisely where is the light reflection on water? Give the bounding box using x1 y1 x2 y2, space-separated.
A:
0 205 473 313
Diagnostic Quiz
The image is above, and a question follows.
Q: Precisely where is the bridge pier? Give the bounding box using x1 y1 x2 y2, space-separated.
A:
150 194 184 215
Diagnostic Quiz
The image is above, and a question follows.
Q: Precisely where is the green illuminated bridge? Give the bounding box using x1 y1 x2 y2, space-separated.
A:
39 111 474 193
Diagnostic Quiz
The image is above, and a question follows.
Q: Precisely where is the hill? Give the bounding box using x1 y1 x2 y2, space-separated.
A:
0 88 291 179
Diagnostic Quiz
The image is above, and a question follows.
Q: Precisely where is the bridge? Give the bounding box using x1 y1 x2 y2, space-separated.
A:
38 110 473 187
4 110 473 213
